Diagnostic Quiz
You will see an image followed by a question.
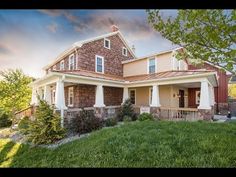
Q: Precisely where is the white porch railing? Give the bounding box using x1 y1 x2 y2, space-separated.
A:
160 107 200 121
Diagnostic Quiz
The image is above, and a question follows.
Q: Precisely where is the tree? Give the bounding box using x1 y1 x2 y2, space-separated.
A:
0 69 33 118
27 98 66 145
147 10 236 74
229 84 236 98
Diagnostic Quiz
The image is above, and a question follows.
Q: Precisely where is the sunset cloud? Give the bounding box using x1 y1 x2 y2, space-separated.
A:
0 44 13 55
47 22 58 33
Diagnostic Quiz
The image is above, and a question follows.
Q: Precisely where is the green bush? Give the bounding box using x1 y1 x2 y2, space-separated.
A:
27 98 66 145
138 113 154 121
71 109 103 134
118 99 137 121
18 116 30 134
123 115 132 122
0 111 12 128
105 117 117 127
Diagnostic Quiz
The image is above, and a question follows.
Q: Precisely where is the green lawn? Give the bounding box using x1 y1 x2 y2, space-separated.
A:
1 120 236 167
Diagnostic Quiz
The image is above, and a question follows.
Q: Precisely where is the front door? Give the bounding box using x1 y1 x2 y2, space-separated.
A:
179 90 185 108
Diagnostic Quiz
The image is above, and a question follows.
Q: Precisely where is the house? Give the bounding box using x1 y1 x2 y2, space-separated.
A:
30 25 231 127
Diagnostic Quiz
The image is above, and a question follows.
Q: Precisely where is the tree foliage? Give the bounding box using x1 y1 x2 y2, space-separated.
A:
0 69 33 115
147 10 236 74
229 84 236 98
27 98 66 145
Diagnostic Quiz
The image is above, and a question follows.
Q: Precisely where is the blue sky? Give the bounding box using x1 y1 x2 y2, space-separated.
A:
0 10 178 78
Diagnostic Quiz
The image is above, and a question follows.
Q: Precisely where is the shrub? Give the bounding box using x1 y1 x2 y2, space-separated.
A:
138 113 154 121
27 98 66 145
18 116 30 134
0 111 12 128
123 115 132 122
72 109 103 134
105 117 117 127
118 99 137 121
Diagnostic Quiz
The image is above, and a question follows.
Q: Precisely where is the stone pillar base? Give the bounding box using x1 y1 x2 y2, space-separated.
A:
150 107 161 119
94 107 106 119
198 107 214 121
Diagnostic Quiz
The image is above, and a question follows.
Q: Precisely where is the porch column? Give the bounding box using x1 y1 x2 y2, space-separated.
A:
210 85 215 106
150 84 161 107
122 87 129 104
43 85 51 105
198 80 211 110
94 84 105 107
55 79 67 127
30 87 39 106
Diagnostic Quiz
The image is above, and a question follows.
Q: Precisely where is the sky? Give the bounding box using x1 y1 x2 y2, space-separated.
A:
0 10 178 78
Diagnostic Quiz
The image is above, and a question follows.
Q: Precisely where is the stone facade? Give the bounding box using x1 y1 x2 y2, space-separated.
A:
198 107 214 121
150 107 161 119
104 86 123 106
217 103 229 115
47 34 133 76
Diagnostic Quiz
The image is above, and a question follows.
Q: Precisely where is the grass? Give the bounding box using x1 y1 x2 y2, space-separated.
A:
1 120 236 167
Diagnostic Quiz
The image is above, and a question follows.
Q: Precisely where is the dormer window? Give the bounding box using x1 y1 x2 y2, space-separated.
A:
60 60 64 70
122 47 127 56
95 55 104 73
104 38 110 49
69 54 75 70
148 58 156 74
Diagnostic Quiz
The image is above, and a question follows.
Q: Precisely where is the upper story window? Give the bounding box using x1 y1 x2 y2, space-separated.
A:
95 55 104 73
104 38 110 49
60 60 64 70
69 54 75 70
148 58 156 74
68 87 74 107
122 47 127 56
53 65 57 70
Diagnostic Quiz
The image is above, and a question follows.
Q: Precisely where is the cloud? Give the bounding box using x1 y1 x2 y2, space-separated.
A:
47 22 58 33
0 44 13 55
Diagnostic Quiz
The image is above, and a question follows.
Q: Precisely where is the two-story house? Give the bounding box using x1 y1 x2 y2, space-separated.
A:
30 25 230 127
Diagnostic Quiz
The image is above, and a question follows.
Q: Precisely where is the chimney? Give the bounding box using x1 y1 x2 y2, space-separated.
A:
132 45 135 53
111 25 119 32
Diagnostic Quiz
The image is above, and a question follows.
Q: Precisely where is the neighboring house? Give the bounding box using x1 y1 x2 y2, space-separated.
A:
29 25 231 127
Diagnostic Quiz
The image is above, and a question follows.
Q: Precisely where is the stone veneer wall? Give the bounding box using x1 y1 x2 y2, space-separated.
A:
104 86 123 106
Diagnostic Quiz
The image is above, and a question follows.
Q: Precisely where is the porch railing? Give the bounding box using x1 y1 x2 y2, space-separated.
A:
159 107 200 121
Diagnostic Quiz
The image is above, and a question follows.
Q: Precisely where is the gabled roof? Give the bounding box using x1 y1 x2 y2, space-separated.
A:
43 31 136 70
229 75 236 83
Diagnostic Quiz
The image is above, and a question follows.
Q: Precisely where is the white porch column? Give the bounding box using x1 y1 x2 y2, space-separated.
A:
94 84 105 107
210 85 215 106
55 79 67 127
30 87 39 106
150 84 161 107
198 80 211 110
122 87 129 104
43 85 51 105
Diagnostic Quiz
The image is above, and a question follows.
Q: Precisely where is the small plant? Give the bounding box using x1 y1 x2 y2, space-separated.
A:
105 117 117 127
72 109 103 134
27 98 66 145
123 115 132 122
118 98 137 121
18 116 30 135
0 111 12 128
138 113 154 121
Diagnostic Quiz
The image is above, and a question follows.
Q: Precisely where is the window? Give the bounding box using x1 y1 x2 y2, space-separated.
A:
149 88 153 105
196 91 200 105
129 89 136 105
104 38 110 49
69 54 75 70
51 89 56 104
60 60 64 70
68 87 74 107
122 47 127 56
53 65 57 70
95 55 104 73
148 58 156 74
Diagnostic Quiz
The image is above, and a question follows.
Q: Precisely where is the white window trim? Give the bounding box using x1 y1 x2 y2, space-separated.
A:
147 57 157 74
149 87 153 105
128 89 136 105
196 90 200 105
122 47 127 56
104 38 110 49
68 87 74 107
69 54 75 70
60 60 64 70
95 55 104 74
52 89 56 104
